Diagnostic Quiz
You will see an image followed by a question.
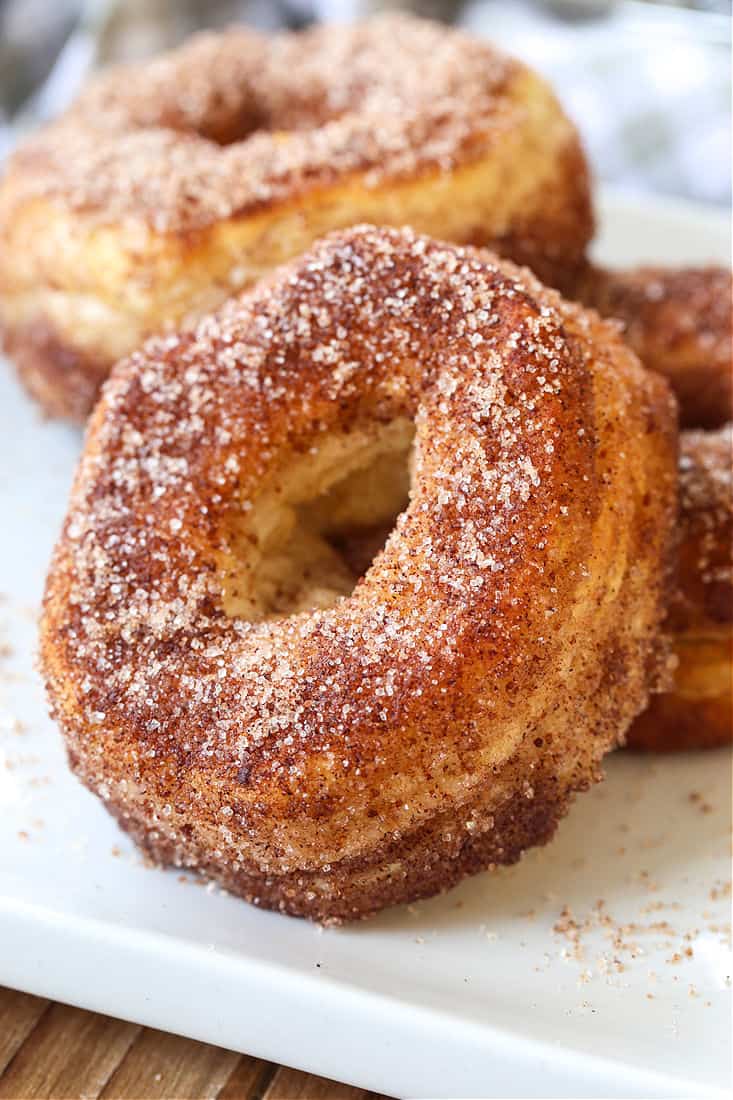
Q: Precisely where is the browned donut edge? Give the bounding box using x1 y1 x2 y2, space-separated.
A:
2 319 108 422
627 425 733 752
92 746 583 923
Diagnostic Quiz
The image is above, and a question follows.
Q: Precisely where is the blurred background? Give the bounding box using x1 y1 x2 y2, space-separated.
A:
1 0 730 205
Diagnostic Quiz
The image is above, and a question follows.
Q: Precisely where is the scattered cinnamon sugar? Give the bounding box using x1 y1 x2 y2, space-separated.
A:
551 890 726 984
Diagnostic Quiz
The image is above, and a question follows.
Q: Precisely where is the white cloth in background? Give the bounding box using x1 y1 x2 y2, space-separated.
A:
462 1 731 206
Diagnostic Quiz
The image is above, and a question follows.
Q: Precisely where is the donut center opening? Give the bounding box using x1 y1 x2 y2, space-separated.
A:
221 419 414 622
196 105 272 146
194 100 345 147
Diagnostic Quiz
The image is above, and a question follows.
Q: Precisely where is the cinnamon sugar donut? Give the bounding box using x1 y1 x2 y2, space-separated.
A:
628 425 732 752
41 227 676 921
0 14 592 420
575 264 732 429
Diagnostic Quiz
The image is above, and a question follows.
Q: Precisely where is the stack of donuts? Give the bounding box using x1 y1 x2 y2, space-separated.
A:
0 15 729 921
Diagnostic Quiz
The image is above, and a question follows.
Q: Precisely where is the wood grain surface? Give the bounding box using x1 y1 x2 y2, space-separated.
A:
0 988 391 1100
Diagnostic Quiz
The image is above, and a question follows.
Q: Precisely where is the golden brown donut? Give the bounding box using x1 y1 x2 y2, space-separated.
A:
0 14 592 421
574 264 732 429
41 227 676 921
627 425 732 752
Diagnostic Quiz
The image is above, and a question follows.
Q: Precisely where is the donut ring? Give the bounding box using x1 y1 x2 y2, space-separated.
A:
0 14 592 421
627 425 732 752
574 264 732 429
41 227 676 921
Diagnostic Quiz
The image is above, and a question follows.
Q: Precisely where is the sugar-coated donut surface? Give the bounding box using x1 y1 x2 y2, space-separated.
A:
575 265 732 429
628 425 732 752
41 227 676 921
0 15 592 419
7 17 520 232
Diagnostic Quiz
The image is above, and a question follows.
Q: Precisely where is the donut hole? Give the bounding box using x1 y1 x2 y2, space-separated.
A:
193 103 272 147
221 419 414 621
190 94 346 147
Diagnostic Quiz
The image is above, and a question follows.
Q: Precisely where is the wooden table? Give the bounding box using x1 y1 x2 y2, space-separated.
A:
0 987 390 1100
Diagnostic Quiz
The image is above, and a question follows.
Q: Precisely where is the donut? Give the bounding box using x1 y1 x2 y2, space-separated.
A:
0 14 592 421
41 226 676 921
627 425 732 752
572 264 732 749
574 264 732 429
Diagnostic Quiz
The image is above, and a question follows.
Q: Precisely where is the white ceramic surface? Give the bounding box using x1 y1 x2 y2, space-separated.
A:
0 192 730 1099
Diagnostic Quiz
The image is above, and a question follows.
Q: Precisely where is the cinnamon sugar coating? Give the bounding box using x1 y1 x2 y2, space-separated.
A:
41 227 676 920
8 17 520 231
628 425 732 752
575 265 732 429
0 14 593 419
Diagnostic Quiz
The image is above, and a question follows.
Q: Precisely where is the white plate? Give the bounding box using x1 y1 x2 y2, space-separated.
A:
0 190 730 1100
